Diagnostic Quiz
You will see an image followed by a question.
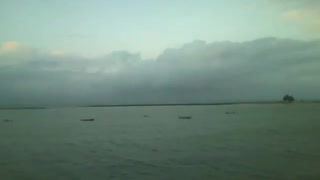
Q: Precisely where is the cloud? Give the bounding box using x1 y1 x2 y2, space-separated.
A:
274 0 320 33
308 23 320 33
281 9 320 22
50 50 66 55
0 41 22 54
269 0 320 7
282 9 320 33
0 41 40 67
281 10 305 21
0 37 320 106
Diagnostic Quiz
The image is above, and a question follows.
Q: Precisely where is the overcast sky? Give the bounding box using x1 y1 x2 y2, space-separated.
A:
0 0 320 106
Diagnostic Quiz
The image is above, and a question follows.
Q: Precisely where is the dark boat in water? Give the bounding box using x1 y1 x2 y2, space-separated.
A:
80 118 95 121
2 119 13 122
178 116 192 119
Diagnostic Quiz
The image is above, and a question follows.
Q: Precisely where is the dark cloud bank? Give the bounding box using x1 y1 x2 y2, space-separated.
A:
0 37 319 107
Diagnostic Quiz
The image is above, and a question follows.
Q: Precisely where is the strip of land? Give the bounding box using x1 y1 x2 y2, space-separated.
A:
84 100 320 107
1 100 319 109
0 107 46 110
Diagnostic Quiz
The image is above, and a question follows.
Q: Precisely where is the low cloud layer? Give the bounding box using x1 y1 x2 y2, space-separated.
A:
1 37 320 106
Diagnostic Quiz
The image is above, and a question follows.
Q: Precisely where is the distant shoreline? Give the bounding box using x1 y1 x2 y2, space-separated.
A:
0 107 46 110
85 102 237 107
84 100 320 108
1 100 319 109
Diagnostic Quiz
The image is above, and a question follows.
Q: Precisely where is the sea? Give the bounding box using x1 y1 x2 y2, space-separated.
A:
1 103 320 180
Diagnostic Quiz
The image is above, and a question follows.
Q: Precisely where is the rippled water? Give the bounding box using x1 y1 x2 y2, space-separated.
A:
1 104 320 180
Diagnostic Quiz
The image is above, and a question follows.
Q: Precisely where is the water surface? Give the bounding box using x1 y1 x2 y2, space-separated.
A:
1 104 320 179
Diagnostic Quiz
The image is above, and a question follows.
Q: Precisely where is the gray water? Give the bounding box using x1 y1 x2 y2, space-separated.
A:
1 104 320 180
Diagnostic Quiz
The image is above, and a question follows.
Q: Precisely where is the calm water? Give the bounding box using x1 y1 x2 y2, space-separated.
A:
1 104 320 180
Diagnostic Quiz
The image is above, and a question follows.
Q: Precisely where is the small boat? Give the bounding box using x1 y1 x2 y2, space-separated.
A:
225 111 236 115
178 116 192 119
2 119 13 122
143 115 149 117
80 118 95 121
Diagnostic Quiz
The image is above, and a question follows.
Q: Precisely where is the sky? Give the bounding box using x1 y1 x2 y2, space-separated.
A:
0 0 320 106
1 0 319 58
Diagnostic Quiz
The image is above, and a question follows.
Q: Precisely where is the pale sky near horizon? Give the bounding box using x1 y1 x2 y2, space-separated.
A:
1 0 319 58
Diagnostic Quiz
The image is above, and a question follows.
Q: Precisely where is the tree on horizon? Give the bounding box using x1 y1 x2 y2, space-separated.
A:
283 94 295 103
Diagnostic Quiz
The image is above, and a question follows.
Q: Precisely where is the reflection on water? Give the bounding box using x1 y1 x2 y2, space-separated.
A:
1 104 320 179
